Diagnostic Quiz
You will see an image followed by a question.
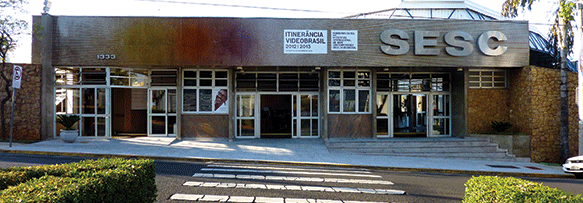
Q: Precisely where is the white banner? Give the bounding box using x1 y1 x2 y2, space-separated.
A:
284 30 327 54
12 65 22 89
331 30 358 51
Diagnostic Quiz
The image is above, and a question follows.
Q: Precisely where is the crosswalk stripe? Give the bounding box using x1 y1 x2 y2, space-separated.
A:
170 194 392 203
192 173 394 185
183 181 406 195
206 164 373 174
201 168 382 178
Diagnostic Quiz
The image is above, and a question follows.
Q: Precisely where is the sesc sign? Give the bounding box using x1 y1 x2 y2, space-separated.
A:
380 29 508 57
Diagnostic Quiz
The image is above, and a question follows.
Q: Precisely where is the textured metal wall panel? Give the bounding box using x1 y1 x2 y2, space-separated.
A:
49 16 529 68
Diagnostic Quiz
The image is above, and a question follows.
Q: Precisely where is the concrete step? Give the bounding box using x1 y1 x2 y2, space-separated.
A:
325 138 528 162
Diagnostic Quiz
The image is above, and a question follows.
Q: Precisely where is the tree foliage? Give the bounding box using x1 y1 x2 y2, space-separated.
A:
0 0 28 62
502 0 576 63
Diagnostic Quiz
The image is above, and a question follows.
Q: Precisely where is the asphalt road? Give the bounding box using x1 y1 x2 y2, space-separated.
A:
0 153 582 203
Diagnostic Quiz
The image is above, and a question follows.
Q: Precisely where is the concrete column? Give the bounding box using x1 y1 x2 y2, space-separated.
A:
320 67 328 141
176 68 182 139
40 14 54 140
371 68 378 139
229 68 236 141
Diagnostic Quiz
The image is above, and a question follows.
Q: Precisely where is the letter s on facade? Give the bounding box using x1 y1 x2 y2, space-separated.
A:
444 31 474 56
379 29 410 55
477 31 507 56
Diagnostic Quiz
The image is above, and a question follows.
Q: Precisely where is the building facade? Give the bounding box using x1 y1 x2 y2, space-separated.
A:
32 15 530 141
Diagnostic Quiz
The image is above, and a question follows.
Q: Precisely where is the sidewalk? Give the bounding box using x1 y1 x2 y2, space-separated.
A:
0 137 571 178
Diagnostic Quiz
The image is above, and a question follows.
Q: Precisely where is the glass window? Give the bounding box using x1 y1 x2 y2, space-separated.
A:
358 90 370 112
468 69 506 89
328 70 371 114
182 70 229 114
329 90 340 112
343 90 356 112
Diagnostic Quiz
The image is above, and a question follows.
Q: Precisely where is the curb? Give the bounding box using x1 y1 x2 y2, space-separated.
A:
0 149 574 179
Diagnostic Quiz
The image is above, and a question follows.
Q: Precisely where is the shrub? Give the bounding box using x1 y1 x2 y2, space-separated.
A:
491 121 513 133
0 158 156 203
463 176 583 203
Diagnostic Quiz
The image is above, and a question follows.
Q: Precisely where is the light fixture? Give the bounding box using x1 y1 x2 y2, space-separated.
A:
457 68 463 71
315 67 321 70
383 68 389 71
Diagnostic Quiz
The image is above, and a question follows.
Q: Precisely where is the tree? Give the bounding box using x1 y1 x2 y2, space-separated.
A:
0 0 28 140
502 0 577 162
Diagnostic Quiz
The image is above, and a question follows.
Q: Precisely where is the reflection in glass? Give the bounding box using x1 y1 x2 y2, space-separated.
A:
237 95 255 117
97 117 106 136
329 90 340 112
82 117 95 137
168 116 177 134
311 119 318 136
358 90 369 112
168 89 177 113
311 95 318 116
55 88 80 114
301 119 310 136
150 90 166 113
301 95 310 117
343 90 355 112
183 89 197 111
377 118 389 136
376 95 389 116
151 116 165 134
97 89 106 114
82 88 95 114
239 119 254 136
199 89 212 112
433 95 450 116
432 118 450 135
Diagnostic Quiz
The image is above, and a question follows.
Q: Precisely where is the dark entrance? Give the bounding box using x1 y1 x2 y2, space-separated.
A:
393 94 427 137
111 88 147 137
260 95 292 138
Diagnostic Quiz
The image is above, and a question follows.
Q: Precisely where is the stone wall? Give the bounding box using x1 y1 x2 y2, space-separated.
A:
467 66 579 163
467 89 510 133
529 67 579 163
0 63 42 141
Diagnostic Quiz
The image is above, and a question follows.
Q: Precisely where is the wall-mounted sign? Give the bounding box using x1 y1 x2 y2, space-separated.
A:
12 65 22 89
284 30 327 54
331 30 358 51
379 29 508 57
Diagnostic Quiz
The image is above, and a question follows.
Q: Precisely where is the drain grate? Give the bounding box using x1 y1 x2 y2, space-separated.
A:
486 164 520 169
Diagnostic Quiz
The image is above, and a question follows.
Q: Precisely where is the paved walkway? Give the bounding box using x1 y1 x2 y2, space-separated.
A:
0 137 571 178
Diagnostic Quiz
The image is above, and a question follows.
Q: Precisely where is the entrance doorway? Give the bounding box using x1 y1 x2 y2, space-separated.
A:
111 88 147 137
260 95 292 138
393 94 427 137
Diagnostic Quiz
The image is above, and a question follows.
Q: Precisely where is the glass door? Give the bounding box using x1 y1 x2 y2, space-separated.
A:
80 87 109 137
393 94 427 137
236 93 257 138
296 94 319 138
376 93 391 137
430 94 451 137
148 88 177 136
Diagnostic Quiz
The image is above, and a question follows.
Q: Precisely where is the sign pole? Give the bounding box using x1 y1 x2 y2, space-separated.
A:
9 65 22 148
9 89 15 148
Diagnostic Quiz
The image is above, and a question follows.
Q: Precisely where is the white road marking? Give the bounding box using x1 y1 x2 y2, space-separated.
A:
206 164 373 174
193 173 394 185
201 168 381 178
183 181 406 195
170 194 391 203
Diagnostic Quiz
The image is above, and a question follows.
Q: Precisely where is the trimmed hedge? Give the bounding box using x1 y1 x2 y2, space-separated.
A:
464 176 583 203
0 158 156 203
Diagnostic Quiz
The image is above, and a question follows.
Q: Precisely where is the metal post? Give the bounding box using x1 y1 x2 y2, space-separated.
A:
9 89 15 147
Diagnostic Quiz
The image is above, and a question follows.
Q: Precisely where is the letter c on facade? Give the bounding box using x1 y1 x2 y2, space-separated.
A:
380 29 410 55
477 31 507 56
